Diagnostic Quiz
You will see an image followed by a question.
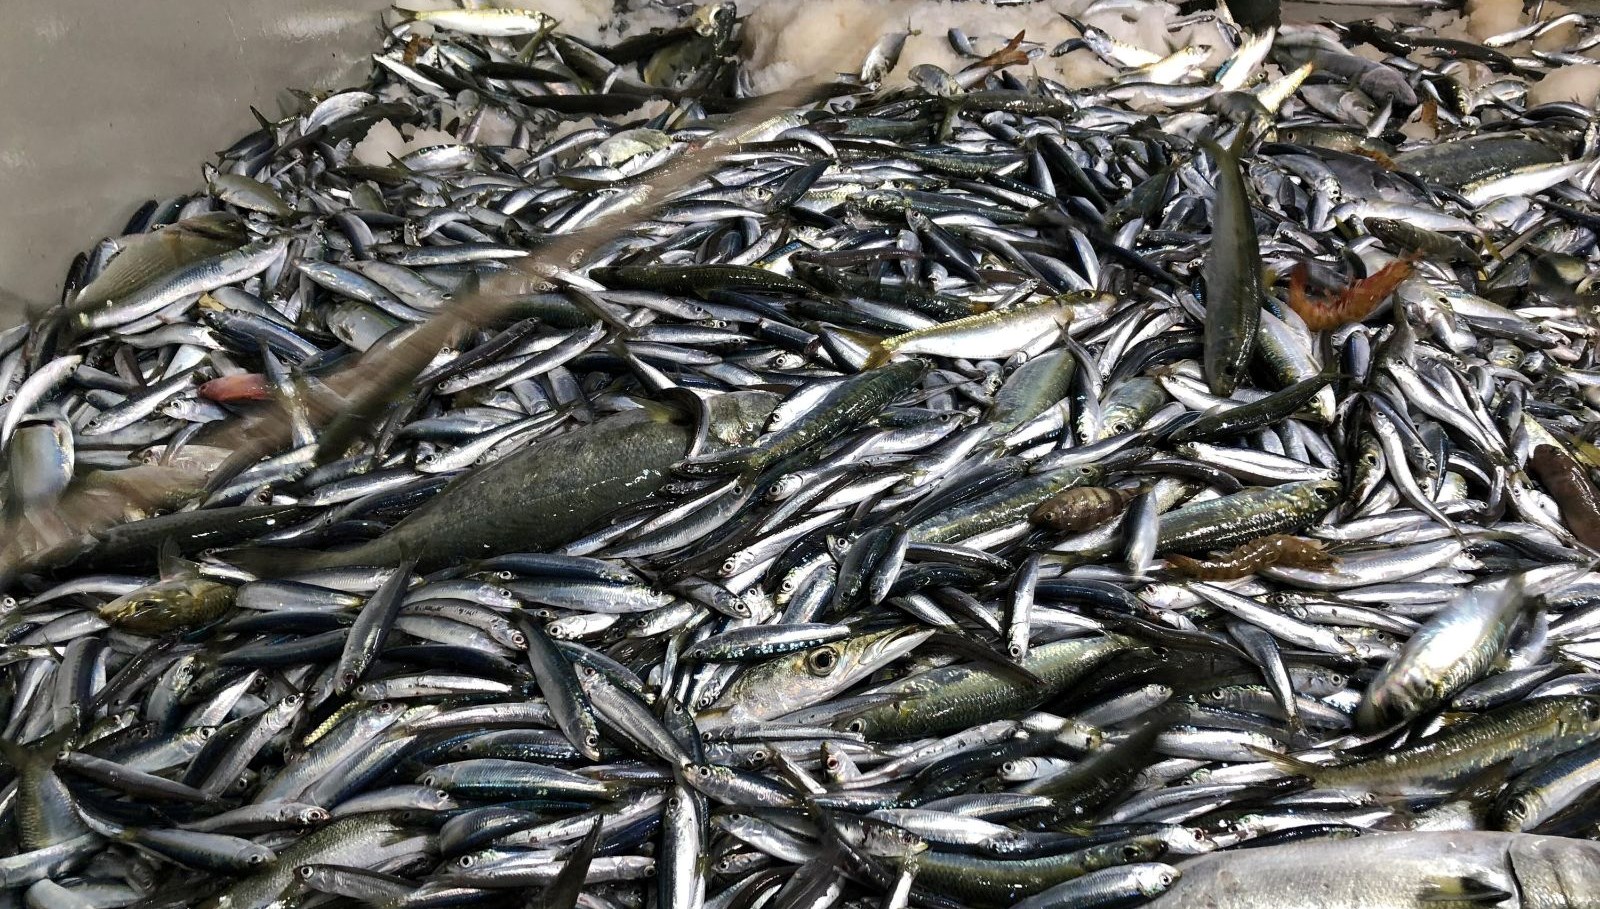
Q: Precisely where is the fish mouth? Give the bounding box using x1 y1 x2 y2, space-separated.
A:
856 626 936 673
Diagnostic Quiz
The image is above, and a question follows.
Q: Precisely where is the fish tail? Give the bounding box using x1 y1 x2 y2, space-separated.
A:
863 347 894 370
0 723 75 768
1247 744 1325 782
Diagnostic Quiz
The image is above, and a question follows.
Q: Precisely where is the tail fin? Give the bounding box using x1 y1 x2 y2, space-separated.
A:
1247 744 1327 784
863 347 894 370
0 723 76 768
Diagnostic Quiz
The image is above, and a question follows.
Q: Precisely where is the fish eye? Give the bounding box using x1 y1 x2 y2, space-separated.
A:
846 719 866 734
696 765 712 778
510 632 527 647
458 855 475 868
1121 845 1143 860
805 646 841 676
1584 700 1600 722
586 733 601 747
297 866 314 879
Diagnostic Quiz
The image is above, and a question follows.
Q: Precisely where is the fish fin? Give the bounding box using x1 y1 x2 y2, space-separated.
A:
535 817 601 909
0 723 76 769
676 446 759 478
627 391 698 426
863 347 894 370
157 538 201 581
1479 232 1506 263
0 735 27 769
247 106 275 134
1247 744 1325 781
1417 875 1511 904
1227 123 1253 157
924 631 1043 686
1452 758 1514 809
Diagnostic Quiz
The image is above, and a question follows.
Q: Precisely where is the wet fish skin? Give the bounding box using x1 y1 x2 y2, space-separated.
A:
1359 576 1530 731
1147 832 1600 909
231 391 777 572
1268 697 1600 796
1200 137 1263 397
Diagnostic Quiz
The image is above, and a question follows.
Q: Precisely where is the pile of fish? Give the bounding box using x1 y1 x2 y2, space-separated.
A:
11 2 1600 907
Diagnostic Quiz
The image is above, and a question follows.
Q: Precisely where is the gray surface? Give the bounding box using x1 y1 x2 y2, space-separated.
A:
0 0 392 326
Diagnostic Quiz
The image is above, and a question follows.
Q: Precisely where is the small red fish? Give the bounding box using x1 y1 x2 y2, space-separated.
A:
200 373 271 403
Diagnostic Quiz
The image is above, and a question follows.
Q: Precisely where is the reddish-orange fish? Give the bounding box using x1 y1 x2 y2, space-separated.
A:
200 373 271 403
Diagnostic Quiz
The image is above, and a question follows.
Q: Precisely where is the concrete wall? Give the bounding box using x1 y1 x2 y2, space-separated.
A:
0 1 392 326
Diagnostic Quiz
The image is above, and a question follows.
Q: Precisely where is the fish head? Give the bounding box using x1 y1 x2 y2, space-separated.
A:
98 579 234 633
702 626 931 725
1357 666 1437 732
1090 834 1167 869
845 816 929 860
1495 791 1534 832
1135 863 1181 897
238 842 276 869
1555 695 1600 739
1507 833 1600 907
692 0 737 36
706 390 782 446
835 626 936 678
1309 479 1344 509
